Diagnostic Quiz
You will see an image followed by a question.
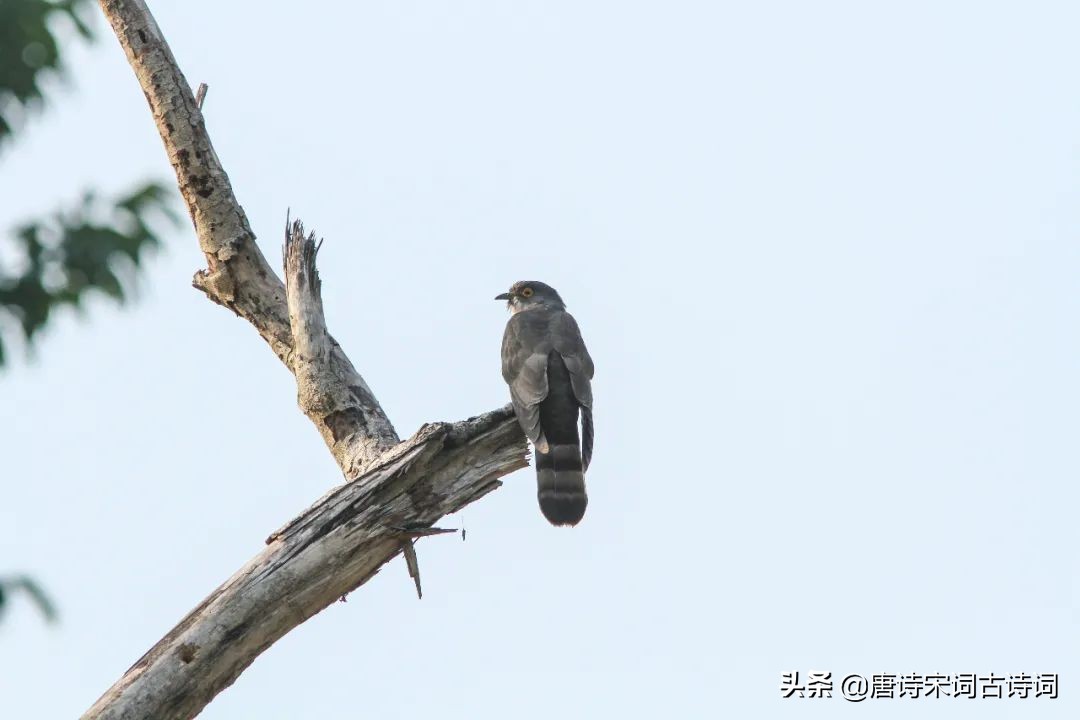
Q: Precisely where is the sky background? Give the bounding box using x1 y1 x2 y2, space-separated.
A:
2 0 1079 717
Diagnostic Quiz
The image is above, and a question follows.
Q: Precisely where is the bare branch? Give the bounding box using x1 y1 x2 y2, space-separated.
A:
284 219 399 472
87 2 532 718
97 0 397 469
82 411 527 720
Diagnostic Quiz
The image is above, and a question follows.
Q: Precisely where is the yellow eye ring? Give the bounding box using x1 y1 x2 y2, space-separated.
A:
520 287 534 298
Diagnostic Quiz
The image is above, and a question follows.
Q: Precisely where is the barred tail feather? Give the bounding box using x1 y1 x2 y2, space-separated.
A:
536 350 588 526
536 443 587 526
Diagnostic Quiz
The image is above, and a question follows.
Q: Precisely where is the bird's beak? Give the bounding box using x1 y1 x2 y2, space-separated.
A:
494 292 511 301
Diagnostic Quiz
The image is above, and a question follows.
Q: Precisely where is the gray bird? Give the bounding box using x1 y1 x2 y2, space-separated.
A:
496 281 594 526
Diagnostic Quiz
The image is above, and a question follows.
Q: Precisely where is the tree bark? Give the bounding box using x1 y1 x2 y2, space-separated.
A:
84 2 528 718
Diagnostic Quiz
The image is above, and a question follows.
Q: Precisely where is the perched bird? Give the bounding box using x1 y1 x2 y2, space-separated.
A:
496 281 594 526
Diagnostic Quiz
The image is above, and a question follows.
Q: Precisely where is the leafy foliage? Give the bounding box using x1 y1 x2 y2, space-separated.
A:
2 1 179 625
0 0 178 368
0 576 59 624
0 0 92 143
1 184 178 364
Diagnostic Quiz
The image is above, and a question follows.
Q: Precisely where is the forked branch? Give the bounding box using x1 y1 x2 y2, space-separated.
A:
84 2 528 719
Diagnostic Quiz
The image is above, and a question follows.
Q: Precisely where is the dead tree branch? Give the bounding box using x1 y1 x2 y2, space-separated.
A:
84 2 528 718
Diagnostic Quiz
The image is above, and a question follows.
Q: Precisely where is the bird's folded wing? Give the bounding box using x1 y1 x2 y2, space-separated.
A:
501 314 551 446
553 312 594 409
581 406 594 471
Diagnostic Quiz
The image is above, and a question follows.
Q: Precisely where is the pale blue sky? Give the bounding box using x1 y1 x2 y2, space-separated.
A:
2 1 1078 717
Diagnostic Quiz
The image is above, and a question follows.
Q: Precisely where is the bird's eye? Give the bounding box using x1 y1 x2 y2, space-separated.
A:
521 287 534 298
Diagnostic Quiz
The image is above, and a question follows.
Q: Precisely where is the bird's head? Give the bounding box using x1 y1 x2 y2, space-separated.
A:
495 281 565 313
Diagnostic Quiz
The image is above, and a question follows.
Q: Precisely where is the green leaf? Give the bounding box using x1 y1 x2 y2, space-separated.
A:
0 0 95 146
1 181 179 366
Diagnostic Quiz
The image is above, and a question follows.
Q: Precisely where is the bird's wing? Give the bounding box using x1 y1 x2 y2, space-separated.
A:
580 406 594 471
501 312 552 448
553 311 594 469
553 311 594 409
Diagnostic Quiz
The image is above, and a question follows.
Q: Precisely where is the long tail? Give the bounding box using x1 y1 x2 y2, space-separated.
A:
536 446 587 526
536 352 588 526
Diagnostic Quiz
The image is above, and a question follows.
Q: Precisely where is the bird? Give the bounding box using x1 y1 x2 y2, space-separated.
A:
496 281 594 526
